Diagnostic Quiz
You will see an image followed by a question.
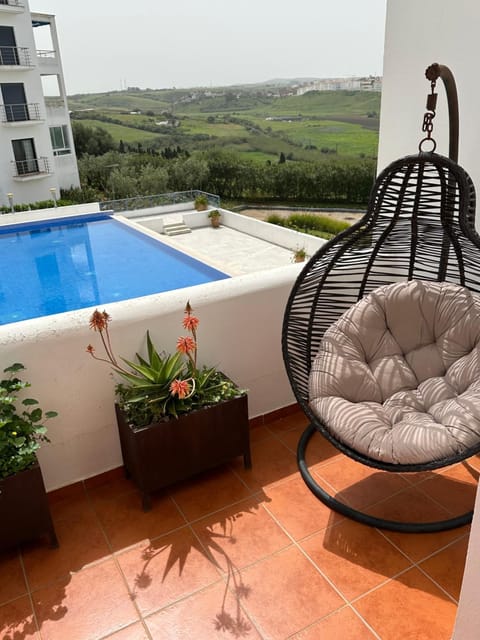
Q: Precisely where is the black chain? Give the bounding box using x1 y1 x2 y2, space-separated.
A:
419 80 438 152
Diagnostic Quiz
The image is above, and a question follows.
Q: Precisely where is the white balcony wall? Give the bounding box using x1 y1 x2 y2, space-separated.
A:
0 267 299 491
379 0 480 228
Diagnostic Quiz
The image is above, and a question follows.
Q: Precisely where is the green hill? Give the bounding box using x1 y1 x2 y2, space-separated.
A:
68 86 380 162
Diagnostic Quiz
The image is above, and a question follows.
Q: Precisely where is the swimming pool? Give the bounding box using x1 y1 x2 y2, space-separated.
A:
0 213 229 325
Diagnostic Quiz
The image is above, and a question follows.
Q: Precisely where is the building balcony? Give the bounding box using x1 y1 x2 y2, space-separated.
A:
0 0 24 11
0 46 32 67
11 156 50 177
0 102 41 123
36 48 58 69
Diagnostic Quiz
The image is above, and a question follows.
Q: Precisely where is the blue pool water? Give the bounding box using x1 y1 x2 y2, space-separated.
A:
0 213 229 325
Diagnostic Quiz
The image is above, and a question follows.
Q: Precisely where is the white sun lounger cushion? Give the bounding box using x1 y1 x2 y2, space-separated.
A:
309 279 480 464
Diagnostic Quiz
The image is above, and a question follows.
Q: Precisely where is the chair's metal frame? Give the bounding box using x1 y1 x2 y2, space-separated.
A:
282 64 480 532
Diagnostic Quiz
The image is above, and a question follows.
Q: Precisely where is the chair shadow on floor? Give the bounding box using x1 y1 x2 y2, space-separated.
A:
316 460 477 603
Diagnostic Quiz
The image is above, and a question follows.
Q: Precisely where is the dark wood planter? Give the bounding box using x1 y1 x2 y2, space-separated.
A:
115 392 251 511
0 462 58 551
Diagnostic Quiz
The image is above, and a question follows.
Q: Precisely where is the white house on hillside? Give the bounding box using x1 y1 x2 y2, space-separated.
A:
0 0 79 208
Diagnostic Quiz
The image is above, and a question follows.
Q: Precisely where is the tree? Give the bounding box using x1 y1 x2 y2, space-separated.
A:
71 121 115 157
138 164 169 195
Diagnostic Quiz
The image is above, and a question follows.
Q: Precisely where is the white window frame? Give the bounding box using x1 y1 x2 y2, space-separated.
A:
50 124 71 156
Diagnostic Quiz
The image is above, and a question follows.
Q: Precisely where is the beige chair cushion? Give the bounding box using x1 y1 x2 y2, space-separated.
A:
309 280 480 464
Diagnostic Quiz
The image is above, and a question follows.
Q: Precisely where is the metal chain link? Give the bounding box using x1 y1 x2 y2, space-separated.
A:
419 80 438 152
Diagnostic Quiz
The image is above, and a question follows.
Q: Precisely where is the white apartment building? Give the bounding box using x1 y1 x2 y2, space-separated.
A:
296 76 382 95
0 0 79 208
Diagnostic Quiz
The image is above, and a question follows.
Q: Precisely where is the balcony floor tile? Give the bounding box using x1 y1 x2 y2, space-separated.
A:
0 410 472 639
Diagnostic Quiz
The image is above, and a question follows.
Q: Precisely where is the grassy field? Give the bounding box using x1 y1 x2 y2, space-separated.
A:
75 118 161 144
69 88 380 160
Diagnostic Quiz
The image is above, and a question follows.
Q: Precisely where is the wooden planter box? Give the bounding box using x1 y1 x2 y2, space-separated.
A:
0 462 58 551
115 392 251 511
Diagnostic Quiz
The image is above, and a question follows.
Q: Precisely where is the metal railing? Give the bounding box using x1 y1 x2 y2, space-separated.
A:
11 156 50 177
0 46 32 66
0 0 24 7
99 190 220 213
45 97 65 109
36 49 56 59
0 102 41 122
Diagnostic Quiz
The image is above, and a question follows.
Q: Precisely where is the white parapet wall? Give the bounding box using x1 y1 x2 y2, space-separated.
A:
0 265 301 491
184 208 325 255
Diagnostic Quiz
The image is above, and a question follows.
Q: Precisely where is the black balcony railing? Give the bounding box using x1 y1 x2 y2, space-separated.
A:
12 156 50 177
1 103 41 123
0 46 31 66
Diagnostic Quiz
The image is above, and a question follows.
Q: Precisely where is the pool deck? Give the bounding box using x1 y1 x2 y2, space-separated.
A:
126 211 304 276
157 224 296 275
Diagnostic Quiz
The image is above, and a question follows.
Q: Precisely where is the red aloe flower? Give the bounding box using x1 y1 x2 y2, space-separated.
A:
170 379 191 399
182 314 199 332
89 309 111 332
86 344 95 354
176 336 196 354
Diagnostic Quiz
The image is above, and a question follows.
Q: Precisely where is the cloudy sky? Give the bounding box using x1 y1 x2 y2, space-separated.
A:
29 0 387 95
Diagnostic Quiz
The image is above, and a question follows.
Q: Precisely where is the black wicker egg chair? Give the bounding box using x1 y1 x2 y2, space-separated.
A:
282 64 480 533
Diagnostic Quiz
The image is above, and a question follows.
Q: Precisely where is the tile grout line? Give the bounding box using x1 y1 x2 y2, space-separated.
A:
284 603 383 640
186 520 267 640
82 480 155 640
414 563 460 605
17 549 43 638
414 480 476 517
376 524 471 567
262 502 390 637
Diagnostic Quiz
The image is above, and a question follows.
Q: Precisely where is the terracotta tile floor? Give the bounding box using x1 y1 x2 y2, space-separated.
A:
0 410 476 640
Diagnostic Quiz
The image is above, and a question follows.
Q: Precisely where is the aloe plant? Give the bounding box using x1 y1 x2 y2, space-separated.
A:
88 303 245 428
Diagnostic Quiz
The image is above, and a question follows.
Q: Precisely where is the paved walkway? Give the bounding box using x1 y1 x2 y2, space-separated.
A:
160 225 296 275
131 211 298 276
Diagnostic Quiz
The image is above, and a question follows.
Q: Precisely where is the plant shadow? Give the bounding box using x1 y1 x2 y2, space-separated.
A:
0 540 69 640
131 492 271 637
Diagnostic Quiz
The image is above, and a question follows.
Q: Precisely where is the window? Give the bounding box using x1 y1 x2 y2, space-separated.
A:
0 26 19 65
12 138 38 175
1 82 27 121
49 125 71 156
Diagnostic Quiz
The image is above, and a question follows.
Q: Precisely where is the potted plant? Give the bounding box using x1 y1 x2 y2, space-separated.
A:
292 246 307 263
0 363 58 550
208 209 222 228
87 302 251 511
194 194 209 211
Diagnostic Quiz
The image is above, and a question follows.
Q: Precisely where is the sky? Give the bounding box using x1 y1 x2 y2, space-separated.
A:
28 0 387 95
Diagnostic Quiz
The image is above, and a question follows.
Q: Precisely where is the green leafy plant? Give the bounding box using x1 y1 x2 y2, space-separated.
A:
207 209 221 227
87 302 243 428
194 194 209 211
292 246 307 263
0 364 58 479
